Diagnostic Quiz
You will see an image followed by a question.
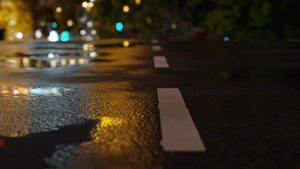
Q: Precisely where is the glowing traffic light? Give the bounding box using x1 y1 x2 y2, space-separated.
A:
61 31 70 42
116 22 123 32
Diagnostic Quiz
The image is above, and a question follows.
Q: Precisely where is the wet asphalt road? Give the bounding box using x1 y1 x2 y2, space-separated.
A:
0 39 163 169
1 39 300 168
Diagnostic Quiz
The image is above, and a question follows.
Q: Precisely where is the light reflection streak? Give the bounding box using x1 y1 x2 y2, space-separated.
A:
0 86 61 96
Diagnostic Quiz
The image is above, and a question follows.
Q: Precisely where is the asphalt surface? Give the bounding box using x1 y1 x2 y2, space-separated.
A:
1 39 300 168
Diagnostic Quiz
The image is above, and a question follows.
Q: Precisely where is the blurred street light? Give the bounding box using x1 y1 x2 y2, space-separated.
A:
56 7 62 13
82 1 88 8
80 30 87 35
88 2 94 8
15 32 23 39
135 0 141 5
35 30 42 39
123 5 129 13
171 23 177 29
67 19 74 27
91 29 97 35
87 21 93 27
146 17 152 24
123 41 129 47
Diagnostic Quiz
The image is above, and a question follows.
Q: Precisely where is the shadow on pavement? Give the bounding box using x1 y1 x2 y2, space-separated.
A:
0 119 99 169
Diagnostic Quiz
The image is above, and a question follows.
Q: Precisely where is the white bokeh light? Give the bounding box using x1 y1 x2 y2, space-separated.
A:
15 32 23 39
80 30 87 35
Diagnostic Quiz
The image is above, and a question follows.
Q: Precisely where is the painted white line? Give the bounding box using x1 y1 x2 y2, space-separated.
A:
152 45 162 51
157 88 206 152
152 39 159 44
154 56 169 68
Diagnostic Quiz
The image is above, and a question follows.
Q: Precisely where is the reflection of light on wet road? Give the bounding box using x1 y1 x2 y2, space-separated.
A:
0 86 62 96
100 116 124 128
50 60 57 68
89 88 162 168
61 59 67 66
79 58 86 64
69 59 76 65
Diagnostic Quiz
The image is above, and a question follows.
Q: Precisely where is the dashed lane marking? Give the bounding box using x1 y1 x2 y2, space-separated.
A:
154 56 169 68
157 88 206 152
152 45 162 51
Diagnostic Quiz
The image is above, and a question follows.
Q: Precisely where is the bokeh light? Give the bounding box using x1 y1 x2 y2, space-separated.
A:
123 5 129 13
123 41 129 47
116 22 123 31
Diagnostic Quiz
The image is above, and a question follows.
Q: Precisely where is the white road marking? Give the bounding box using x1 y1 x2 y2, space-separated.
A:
154 56 169 68
152 39 159 44
157 88 206 152
152 45 162 51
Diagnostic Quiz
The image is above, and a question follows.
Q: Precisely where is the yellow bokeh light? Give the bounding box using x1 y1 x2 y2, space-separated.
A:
61 59 67 66
67 19 73 27
23 88 29 95
88 2 94 7
2 90 9 94
123 5 129 13
56 7 62 13
146 17 152 24
23 58 30 64
123 41 129 47
78 59 85 64
50 60 57 68
89 44 94 50
83 44 89 51
69 59 76 65
135 0 141 5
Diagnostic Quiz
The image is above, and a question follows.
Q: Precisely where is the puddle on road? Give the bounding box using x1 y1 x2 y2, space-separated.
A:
0 119 99 169
15 52 111 57
3 57 92 69
0 86 66 97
